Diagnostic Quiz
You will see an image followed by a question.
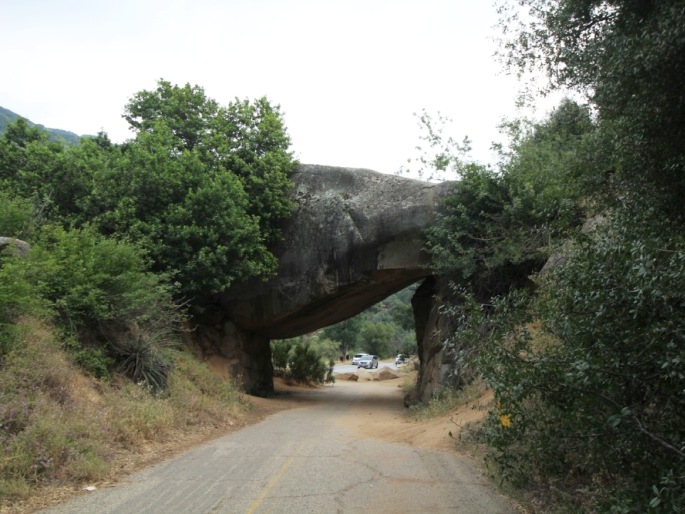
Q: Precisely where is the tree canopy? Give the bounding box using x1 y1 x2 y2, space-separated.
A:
0 79 298 392
1 80 298 300
423 1 685 510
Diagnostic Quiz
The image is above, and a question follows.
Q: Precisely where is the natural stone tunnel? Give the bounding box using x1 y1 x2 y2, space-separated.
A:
190 164 455 397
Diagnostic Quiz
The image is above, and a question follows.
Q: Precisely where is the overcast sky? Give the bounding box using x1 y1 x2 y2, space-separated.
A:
2 0 549 176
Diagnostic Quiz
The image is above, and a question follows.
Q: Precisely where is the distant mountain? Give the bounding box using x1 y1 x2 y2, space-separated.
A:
0 106 82 145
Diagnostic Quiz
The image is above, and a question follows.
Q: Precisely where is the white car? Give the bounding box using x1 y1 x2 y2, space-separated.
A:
352 353 369 366
358 355 379 369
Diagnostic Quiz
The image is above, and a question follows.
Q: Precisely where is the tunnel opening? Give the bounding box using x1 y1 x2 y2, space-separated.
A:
269 279 431 390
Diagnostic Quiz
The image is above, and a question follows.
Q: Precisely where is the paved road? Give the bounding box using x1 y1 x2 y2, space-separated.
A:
41 382 518 514
333 362 403 374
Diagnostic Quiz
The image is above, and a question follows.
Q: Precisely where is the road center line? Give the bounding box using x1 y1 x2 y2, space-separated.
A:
245 442 305 514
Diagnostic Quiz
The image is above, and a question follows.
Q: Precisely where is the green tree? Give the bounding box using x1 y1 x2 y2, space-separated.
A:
320 317 362 360
498 0 685 214
124 81 296 242
80 80 297 299
124 80 219 152
427 100 589 301
270 338 334 385
359 321 396 358
82 124 273 298
0 120 112 227
454 1 685 510
0 191 35 239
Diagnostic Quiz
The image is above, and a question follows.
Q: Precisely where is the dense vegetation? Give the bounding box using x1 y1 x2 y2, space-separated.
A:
0 81 296 502
424 1 685 511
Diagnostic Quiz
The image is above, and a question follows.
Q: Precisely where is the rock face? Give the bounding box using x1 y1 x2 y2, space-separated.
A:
192 164 454 396
0 237 30 257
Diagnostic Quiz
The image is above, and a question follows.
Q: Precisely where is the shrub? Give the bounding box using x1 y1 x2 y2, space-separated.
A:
271 340 290 376
0 192 36 239
11 224 184 389
472 211 685 512
274 341 334 385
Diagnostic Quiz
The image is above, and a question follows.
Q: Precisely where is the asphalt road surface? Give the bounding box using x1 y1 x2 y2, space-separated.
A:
40 381 518 514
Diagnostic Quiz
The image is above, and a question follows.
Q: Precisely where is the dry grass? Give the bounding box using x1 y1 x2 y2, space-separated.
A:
409 379 490 421
0 317 252 513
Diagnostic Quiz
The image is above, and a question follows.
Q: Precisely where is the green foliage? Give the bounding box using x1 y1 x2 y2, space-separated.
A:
421 1 685 511
426 100 589 302
287 342 333 385
29 225 162 326
122 80 297 247
0 205 46 359
74 80 296 299
498 0 685 215
473 214 685 511
270 338 335 385
2 224 183 389
320 285 419 360
1 80 297 302
359 321 396 358
0 120 108 226
320 317 362 359
0 192 36 239
270 339 290 375
81 124 273 298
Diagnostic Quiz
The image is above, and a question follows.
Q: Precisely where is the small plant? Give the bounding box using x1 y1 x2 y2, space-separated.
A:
273 342 329 385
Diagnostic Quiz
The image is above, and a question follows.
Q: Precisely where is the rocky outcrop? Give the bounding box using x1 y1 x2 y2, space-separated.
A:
192 164 455 396
408 276 454 404
0 237 30 257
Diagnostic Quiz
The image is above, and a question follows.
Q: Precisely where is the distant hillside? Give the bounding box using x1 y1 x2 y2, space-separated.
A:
0 106 82 144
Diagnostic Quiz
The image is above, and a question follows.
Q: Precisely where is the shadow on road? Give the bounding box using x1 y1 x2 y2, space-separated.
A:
267 376 408 417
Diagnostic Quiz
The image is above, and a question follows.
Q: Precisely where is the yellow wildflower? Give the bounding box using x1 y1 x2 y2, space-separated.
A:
499 414 512 428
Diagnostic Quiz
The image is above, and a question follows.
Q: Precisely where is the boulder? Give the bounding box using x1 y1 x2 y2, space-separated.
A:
0 237 30 258
214 164 453 338
192 164 455 396
378 368 399 380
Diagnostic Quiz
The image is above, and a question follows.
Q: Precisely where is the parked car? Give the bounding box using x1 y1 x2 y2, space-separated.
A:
358 355 379 369
395 354 407 365
352 353 368 366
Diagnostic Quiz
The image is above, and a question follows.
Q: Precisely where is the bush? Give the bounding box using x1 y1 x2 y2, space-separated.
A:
0 192 36 239
6 224 184 389
270 340 290 376
474 212 685 511
287 343 333 385
271 340 334 385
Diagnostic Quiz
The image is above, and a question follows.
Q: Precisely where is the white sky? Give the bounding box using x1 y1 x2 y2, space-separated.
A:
1 0 549 175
